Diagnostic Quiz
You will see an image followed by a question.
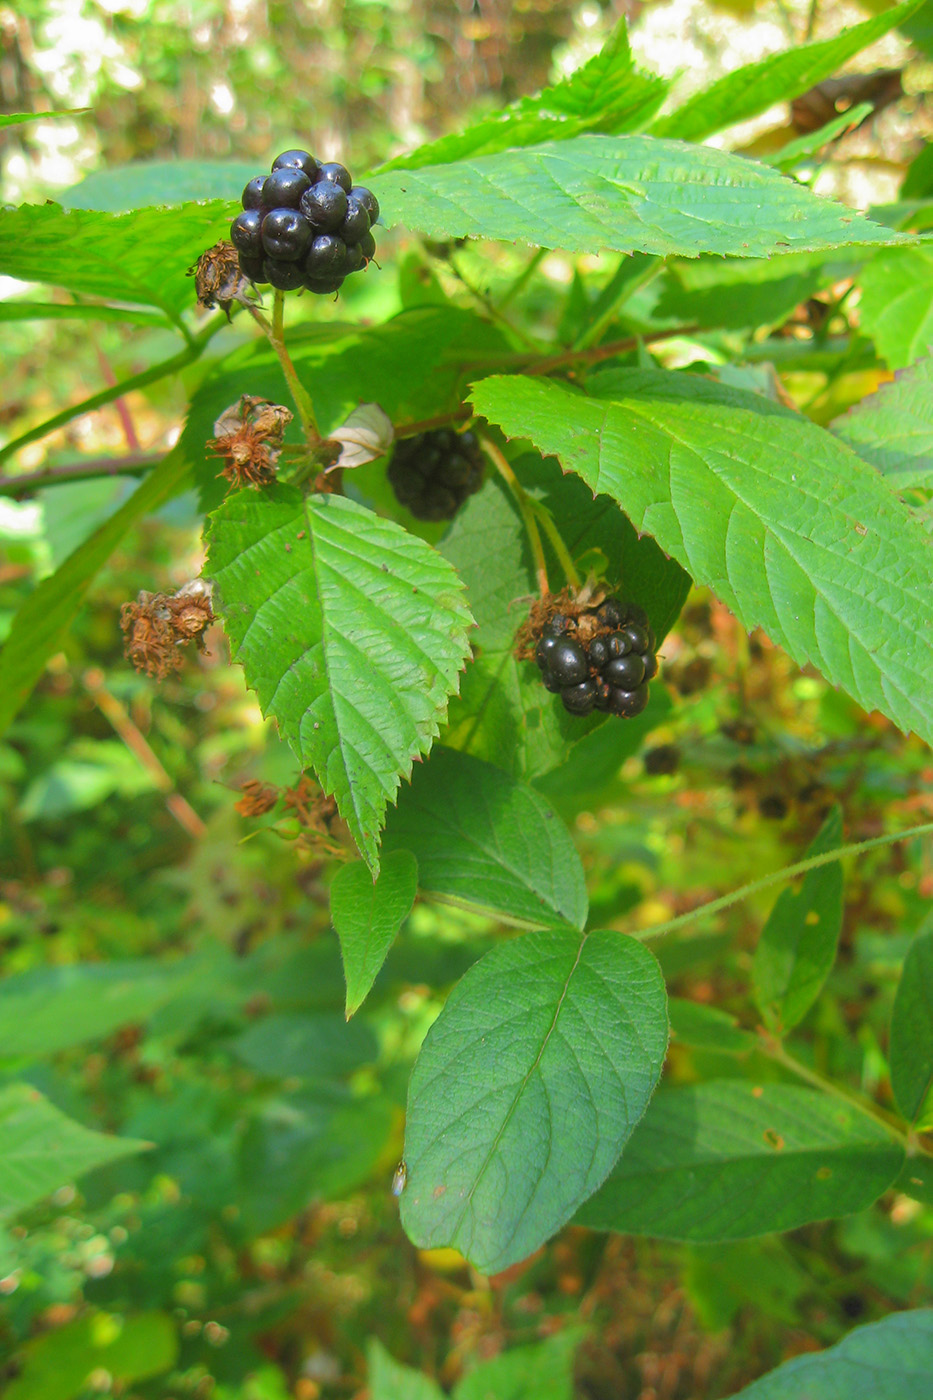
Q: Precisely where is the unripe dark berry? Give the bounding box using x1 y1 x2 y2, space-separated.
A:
272 149 321 182
561 680 597 715
351 186 380 223
548 639 588 687
642 651 659 681
535 635 560 669
231 208 263 257
305 233 349 279
542 671 563 693
607 632 632 658
242 175 267 210
261 208 312 261
359 229 376 262
544 614 574 637
262 167 312 210
610 684 650 718
604 653 646 689
588 636 609 669
340 194 371 245
263 257 306 291
238 253 266 283
343 241 364 274
597 597 624 628
300 181 348 231
320 161 352 192
594 679 613 711
625 603 650 629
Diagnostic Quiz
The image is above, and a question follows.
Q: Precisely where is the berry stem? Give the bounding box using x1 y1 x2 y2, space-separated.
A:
479 435 550 598
528 499 581 591
245 293 321 449
497 247 547 311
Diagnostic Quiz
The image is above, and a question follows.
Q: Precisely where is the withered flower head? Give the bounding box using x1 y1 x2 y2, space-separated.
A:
121 579 215 680
234 779 280 817
208 395 293 490
188 240 255 316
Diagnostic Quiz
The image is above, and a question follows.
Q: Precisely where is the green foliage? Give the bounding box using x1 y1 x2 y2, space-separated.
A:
205 487 473 870
0 1085 149 1221
330 850 418 1016
577 1081 904 1241
4 1310 177 1400
725 1309 933 1398
469 371 933 748
400 929 667 1272
889 921 933 1125
858 247 933 369
832 355 933 486
752 806 844 1032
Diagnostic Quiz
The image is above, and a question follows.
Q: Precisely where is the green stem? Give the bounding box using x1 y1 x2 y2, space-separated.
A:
636 819 933 942
497 247 547 311
0 313 225 469
0 452 162 498
447 250 541 353
757 1032 906 1138
528 498 581 590
246 294 320 447
480 435 550 597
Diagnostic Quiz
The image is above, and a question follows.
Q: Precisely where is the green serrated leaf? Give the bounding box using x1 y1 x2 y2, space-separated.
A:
0 301 169 327
576 1081 904 1241
230 1011 378 1080
903 143 933 200
0 108 88 130
0 449 191 737
752 807 844 1032
453 1329 585 1400
858 246 933 369
204 487 473 871
382 747 587 930
832 355 933 486
668 998 756 1053
469 370 933 748
0 960 180 1059
652 0 925 144
330 851 419 1016
724 1309 933 1400
377 23 666 173
400 928 668 1274
440 462 689 780
0 200 231 316
889 920 933 1124
0 1083 150 1221
367 134 911 260
368 1340 445 1400
766 103 875 174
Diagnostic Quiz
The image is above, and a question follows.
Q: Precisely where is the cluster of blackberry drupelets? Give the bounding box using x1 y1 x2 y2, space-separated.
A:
535 597 659 719
230 149 379 296
387 430 484 521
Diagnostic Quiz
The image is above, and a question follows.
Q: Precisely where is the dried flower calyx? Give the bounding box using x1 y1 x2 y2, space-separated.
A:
234 779 280 817
121 579 214 679
208 395 293 489
188 240 257 315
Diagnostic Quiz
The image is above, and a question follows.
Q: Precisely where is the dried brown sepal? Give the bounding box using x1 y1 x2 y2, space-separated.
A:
234 779 280 817
208 395 293 490
188 240 255 316
121 579 215 679
514 587 592 661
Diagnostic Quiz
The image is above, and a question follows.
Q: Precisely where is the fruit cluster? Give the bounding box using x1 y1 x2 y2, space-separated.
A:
387 429 484 521
534 597 658 718
230 149 379 296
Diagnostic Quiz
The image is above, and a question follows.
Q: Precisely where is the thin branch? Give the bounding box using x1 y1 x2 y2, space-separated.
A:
244 293 321 447
756 1030 906 1137
0 452 162 498
479 435 550 597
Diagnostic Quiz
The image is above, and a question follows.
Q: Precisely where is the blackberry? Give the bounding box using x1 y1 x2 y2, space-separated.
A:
233 149 379 296
531 592 660 724
387 429 484 521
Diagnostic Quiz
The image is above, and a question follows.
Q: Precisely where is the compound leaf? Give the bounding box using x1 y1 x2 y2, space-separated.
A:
469 370 933 748
382 747 587 930
752 806 845 1032
204 486 473 871
330 850 419 1017
889 921 933 1125
832 355 933 487
724 1309 933 1400
576 1081 903 1241
399 928 668 1274
651 0 925 144
367 134 909 260
0 1083 150 1221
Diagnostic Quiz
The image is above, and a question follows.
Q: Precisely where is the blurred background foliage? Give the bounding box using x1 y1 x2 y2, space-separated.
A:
1 1 933 1397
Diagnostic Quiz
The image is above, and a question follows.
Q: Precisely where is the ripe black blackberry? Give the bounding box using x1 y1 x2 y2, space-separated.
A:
233 149 379 296
532 595 659 720
387 430 484 521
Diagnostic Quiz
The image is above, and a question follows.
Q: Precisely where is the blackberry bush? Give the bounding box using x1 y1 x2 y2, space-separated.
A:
232 148 379 297
387 429 484 520
533 596 658 719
